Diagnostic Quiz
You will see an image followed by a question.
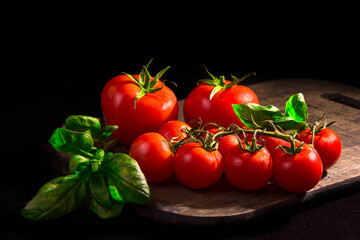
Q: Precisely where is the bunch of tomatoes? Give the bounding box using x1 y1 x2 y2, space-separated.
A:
101 61 342 194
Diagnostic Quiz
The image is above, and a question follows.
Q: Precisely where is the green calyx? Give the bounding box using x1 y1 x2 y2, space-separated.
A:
236 129 265 153
198 65 256 101
276 136 304 156
308 113 336 146
122 59 171 107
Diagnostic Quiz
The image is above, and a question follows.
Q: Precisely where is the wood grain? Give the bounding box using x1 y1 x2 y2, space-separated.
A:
133 79 360 226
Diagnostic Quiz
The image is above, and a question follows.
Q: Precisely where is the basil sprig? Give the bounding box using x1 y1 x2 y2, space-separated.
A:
233 93 308 132
21 115 150 221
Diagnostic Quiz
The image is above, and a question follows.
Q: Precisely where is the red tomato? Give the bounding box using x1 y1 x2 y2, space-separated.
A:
157 120 191 142
183 80 259 129
261 135 289 159
224 145 272 191
129 132 174 183
297 128 342 170
217 134 239 157
174 142 223 189
101 74 178 146
272 142 323 193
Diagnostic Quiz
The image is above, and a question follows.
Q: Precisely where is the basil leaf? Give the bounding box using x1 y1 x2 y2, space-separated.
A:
89 170 112 208
232 103 283 129
21 175 88 221
285 93 308 122
90 198 124 220
49 128 94 157
69 155 90 174
101 125 118 139
274 116 308 132
65 115 101 138
102 153 150 205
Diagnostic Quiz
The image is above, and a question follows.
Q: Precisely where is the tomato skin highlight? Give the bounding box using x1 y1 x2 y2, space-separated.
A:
183 80 259 128
297 128 342 170
101 74 179 146
272 143 323 193
129 132 174 183
157 120 191 142
174 143 224 189
224 146 272 191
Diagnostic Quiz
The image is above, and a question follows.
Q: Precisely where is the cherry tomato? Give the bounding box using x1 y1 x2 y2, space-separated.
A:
272 142 323 193
129 132 174 183
217 134 239 157
101 74 178 146
261 135 289 159
209 128 251 157
157 120 191 142
224 145 272 191
297 128 342 170
183 80 259 129
174 142 223 189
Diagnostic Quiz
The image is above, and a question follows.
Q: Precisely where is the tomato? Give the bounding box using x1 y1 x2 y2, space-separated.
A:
297 128 342 170
224 145 272 191
261 135 289 159
129 132 174 183
101 72 179 146
217 134 239 157
272 142 323 193
174 142 223 189
157 120 191 142
183 80 259 129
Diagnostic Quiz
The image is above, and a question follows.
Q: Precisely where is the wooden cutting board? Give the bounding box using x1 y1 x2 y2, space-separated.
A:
132 79 360 226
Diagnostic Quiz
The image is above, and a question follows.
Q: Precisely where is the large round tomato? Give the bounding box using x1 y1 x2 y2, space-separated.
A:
224 145 272 191
272 142 323 193
129 132 174 183
174 142 223 189
297 128 342 170
183 80 258 129
101 72 178 146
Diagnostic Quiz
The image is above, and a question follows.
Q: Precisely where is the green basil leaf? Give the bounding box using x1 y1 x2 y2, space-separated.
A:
232 103 283 129
65 115 101 138
285 93 308 122
102 153 150 205
89 170 112 208
274 116 308 132
49 128 94 157
21 175 88 221
69 155 90 174
90 197 124 220
101 125 118 139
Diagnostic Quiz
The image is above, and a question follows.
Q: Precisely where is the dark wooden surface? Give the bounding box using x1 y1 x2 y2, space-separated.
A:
134 79 360 226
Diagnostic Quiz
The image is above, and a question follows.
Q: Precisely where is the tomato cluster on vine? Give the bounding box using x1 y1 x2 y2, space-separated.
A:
129 118 341 194
102 60 342 194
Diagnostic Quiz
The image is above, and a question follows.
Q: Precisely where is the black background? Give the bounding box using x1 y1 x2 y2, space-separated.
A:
1 1 360 239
